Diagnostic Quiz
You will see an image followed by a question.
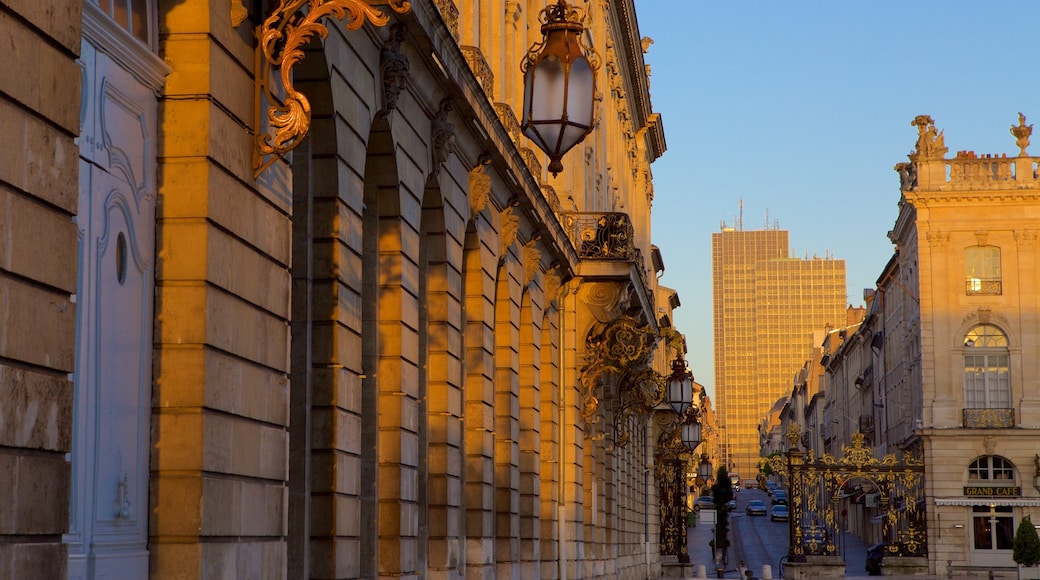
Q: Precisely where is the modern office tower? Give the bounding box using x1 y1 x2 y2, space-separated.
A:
712 223 847 480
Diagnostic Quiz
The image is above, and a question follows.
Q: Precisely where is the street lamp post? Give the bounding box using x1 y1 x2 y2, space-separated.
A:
520 0 599 176
660 354 702 565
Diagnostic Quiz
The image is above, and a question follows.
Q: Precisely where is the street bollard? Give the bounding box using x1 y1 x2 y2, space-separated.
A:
761 564 772 579
695 564 707 578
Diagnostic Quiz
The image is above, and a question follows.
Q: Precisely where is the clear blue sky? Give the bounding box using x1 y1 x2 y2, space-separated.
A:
635 1 1040 399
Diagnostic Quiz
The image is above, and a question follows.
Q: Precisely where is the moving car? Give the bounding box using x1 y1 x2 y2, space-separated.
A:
771 489 788 505
746 500 767 516
865 542 887 575
770 504 788 522
726 499 737 511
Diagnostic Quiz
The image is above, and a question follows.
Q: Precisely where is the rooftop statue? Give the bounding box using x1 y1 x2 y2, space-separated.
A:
1011 112 1032 156
910 115 947 161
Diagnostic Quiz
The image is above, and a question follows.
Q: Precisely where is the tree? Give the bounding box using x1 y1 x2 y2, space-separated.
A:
711 466 734 556
1014 515 1040 569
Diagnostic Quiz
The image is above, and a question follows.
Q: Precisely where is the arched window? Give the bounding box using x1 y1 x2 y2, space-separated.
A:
968 456 1015 482
963 324 1010 409
965 246 1001 295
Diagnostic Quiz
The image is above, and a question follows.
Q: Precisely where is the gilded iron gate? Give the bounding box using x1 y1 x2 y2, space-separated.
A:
770 431 927 563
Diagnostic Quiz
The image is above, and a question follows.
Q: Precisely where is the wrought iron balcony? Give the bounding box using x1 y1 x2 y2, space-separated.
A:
965 279 1002 295
963 407 1015 428
561 211 655 318
561 212 636 261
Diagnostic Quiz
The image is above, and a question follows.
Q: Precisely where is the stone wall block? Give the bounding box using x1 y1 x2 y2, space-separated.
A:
9 452 70 534
0 542 67 580
0 11 79 133
0 100 78 213
0 277 75 370
0 186 78 291
153 411 204 471
0 365 73 451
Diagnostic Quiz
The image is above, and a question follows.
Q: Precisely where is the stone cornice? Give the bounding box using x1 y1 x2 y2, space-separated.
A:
607 0 665 162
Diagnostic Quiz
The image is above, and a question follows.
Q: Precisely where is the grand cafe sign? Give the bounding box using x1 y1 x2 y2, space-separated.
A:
963 486 1022 497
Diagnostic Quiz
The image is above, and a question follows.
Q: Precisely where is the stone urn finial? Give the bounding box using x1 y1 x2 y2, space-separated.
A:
1012 112 1032 156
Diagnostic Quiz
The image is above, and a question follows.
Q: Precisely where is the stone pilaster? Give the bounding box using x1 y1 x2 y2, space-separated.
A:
155 1 290 576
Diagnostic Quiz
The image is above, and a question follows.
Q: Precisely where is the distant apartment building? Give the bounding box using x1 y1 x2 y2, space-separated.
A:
712 224 847 479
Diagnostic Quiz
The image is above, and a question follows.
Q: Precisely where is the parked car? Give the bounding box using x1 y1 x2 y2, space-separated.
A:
771 489 788 505
746 500 768 516
770 504 788 522
726 499 737 511
766 481 778 494
865 543 887 575
693 496 716 510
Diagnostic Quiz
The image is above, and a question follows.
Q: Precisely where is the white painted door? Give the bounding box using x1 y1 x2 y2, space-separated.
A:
68 31 157 580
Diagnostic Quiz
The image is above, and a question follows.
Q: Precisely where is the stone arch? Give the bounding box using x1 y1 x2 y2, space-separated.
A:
462 204 498 576
493 247 524 577
538 300 563 576
361 111 426 578
285 35 338 580
518 277 546 576
420 172 468 575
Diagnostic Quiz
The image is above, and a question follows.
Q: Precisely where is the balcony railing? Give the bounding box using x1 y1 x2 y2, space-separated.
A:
963 408 1015 428
460 45 494 102
942 152 1040 190
432 0 459 41
965 279 1002 295
562 212 636 261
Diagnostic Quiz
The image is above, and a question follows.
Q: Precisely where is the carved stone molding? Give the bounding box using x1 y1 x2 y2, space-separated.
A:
431 98 455 175
578 281 624 323
926 229 950 249
468 162 492 218
544 270 562 306
499 207 520 258
523 240 542 286
974 229 989 247
231 0 248 26
253 0 411 176
1016 229 1040 247
379 23 410 117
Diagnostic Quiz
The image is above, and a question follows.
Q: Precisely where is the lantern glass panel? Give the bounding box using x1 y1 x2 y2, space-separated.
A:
667 374 691 415
564 57 594 128
681 421 702 450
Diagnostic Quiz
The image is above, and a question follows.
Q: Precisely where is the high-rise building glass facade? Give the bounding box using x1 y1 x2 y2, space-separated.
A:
712 226 846 480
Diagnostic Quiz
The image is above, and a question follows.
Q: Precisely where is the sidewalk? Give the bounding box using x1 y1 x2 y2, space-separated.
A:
664 525 952 579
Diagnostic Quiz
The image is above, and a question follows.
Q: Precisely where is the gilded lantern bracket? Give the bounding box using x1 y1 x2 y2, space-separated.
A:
252 0 411 177
579 314 660 443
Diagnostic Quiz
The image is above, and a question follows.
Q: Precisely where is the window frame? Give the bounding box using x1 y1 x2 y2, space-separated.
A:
963 324 1011 409
965 245 1002 295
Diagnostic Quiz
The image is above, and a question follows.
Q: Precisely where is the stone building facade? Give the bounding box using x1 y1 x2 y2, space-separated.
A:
814 115 1040 575
0 1 695 579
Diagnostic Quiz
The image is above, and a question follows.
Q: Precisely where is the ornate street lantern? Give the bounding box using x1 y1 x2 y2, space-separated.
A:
697 455 714 481
665 355 693 416
521 0 599 176
680 419 702 451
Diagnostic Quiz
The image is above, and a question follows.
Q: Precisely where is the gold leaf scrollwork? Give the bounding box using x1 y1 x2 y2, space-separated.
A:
254 0 411 177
